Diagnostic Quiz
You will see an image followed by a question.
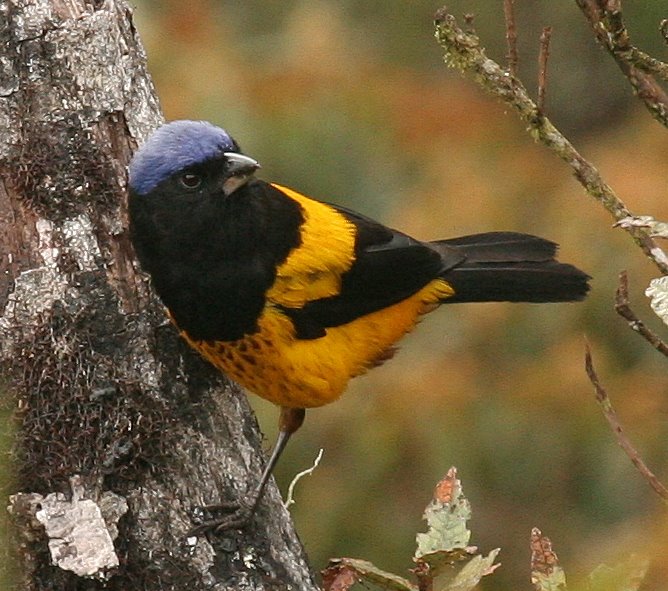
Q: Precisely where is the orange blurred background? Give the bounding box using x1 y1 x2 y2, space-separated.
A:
132 1 668 588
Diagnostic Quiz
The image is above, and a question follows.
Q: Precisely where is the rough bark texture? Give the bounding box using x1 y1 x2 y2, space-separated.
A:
0 1 318 589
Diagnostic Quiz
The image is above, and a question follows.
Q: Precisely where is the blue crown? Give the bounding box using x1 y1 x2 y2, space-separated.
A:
128 120 236 195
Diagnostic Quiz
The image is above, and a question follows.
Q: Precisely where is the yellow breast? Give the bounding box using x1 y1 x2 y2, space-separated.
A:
179 278 453 408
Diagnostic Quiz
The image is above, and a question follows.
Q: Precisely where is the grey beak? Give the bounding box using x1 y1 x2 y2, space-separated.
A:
224 152 260 176
222 152 261 196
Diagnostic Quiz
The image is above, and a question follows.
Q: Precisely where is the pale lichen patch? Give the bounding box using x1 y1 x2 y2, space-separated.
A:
62 213 102 272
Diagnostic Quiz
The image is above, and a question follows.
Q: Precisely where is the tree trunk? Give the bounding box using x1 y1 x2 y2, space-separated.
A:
0 1 318 589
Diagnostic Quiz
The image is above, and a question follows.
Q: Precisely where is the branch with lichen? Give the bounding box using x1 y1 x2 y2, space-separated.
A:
615 271 668 358
433 7 668 275
575 0 668 128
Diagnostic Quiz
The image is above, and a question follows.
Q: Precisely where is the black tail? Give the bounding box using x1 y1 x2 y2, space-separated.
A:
432 232 590 303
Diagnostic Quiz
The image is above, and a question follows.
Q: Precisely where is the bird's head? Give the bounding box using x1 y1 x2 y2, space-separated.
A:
128 120 260 198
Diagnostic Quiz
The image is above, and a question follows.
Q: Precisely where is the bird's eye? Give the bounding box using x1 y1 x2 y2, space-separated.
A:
179 173 202 189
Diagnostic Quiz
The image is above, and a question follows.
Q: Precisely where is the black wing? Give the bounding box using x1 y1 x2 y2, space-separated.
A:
278 204 465 339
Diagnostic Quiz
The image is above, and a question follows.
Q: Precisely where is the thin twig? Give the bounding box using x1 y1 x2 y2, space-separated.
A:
615 271 668 358
283 448 324 509
575 0 668 128
537 27 553 113
503 0 519 76
584 342 668 503
433 8 668 274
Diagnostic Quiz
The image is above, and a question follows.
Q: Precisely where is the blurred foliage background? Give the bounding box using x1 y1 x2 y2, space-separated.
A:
7 1 668 589
132 1 668 589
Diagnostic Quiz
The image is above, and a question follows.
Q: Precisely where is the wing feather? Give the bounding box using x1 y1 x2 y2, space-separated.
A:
265 184 460 339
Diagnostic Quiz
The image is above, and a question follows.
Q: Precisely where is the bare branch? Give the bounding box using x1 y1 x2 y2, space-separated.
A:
575 0 668 128
615 271 668 358
537 27 553 113
433 8 668 274
503 0 519 76
584 342 668 503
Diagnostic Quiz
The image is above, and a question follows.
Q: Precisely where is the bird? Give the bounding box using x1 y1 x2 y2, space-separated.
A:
127 120 590 532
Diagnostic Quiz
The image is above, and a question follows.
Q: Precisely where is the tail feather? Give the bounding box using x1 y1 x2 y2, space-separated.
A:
432 232 590 303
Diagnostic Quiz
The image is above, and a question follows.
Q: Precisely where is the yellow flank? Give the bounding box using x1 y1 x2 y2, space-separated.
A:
179 278 455 409
265 183 357 307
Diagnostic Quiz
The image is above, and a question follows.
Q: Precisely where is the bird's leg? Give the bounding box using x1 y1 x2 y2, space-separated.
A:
189 406 306 535
247 406 306 516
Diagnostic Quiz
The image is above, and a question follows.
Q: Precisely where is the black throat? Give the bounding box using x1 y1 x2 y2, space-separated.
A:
129 178 304 341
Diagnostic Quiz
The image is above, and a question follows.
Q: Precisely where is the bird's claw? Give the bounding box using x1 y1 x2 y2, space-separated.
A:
188 501 254 536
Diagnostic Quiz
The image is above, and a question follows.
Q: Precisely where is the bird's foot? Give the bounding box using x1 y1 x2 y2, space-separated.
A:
188 501 254 536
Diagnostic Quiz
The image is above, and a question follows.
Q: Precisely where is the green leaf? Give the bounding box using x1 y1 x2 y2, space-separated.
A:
532 568 567 591
325 558 417 591
415 467 472 560
530 528 567 591
588 556 650 591
646 276 668 326
434 549 501 591
417 548 477 571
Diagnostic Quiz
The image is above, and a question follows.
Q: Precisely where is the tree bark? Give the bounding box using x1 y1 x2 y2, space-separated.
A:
0 1 318 589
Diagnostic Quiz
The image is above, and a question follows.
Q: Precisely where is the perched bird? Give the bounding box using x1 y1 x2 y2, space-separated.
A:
128 120 589 532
